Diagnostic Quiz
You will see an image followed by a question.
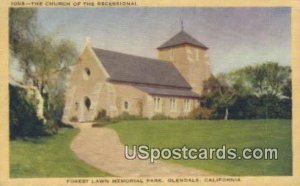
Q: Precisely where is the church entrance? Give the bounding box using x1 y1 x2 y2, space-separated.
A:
78 96 93 122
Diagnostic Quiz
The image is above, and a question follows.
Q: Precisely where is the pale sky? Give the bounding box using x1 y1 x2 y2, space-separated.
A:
34 7 291 74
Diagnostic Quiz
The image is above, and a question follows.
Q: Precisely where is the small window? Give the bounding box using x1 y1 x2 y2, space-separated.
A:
85 68 91 76
84 97 91 110
124 101 129 110
154 97 161 112
75 102 79 111
184 99 191 112
83 67 91 80
170 98 176 112
169 49 174 61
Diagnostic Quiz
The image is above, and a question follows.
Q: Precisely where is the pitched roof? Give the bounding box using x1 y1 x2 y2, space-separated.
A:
135 85 200 98
92 48 191 89
157 30 208 50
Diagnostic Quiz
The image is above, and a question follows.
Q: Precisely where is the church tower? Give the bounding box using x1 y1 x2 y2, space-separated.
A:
157 29 211 95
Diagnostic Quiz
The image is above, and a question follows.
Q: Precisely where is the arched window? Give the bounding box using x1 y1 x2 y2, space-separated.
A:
184 99 191 112
85 67 91 76
124 101 129 110
170 98 176 111
84 97 91 110
153 97 161 112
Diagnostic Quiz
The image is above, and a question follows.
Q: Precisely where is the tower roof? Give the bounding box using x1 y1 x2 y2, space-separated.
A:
157 30 208 50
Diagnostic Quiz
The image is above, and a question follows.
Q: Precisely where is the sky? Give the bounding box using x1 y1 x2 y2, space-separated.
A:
35 7 291 74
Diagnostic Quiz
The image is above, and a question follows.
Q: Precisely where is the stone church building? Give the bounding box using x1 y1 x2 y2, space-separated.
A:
63 30 212 122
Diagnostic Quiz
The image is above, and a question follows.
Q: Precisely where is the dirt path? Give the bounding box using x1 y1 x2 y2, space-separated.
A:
70 123 212 177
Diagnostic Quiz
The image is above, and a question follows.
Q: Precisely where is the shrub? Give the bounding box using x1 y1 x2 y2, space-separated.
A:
115 111 146 120
92 123 107 128
45 119 59 135
189 107 213 119
58 121 74 128
176 116 190 120
152 114 169 120
95 109 111 123
9 85 49 139
42 91 69 133
70 116 78 122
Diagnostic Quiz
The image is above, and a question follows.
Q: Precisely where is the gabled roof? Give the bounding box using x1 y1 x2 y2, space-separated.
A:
92 48 191 89
157 30 208 50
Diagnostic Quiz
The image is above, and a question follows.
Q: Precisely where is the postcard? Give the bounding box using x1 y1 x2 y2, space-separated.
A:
0 0 299 186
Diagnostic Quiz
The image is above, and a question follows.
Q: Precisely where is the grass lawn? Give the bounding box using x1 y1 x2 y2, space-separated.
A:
110 119 292 176
10 128 111 178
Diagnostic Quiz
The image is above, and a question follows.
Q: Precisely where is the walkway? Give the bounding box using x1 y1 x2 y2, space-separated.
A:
70 123 212 177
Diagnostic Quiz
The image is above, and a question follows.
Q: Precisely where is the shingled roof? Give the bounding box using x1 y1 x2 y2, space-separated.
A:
157 30 208 50
92 48 192 89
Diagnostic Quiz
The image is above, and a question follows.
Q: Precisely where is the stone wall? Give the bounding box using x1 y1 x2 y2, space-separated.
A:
63 44 202 122
63 46 110 122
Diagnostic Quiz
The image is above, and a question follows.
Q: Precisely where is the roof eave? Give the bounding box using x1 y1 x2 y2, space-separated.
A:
108 78 192 89
157 43 209 50
148 93 200 99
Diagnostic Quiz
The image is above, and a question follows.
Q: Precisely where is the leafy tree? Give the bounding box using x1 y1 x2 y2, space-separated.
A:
200 63 291 120
281 78 292 98
233 63 291 119
9 8 38 82
24 35 77 115
200 74 236 120
231 62 290 97
228 95 260 119
214 73 237 120
9 8 37 54
9 8 78 135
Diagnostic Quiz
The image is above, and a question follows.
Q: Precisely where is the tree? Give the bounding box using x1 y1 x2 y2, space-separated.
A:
9 8 78 130
10 9 39 82
231 62 290 97
231 63 291 119
215 73 237 120
31 36 78 126
200 63 291 120
9 8 38 55
200 75 236 120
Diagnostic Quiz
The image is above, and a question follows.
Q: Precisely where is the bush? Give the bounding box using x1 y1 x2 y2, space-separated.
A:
228 95 261 119
152 114 169 120
176 116 189 120
189 107 213 119
58 121 74 128
70 116 78 122
9 85 49 139
115 111 146 120
95 109 111 123
45 119 59 135
43 91 67 133
92 122 109 128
